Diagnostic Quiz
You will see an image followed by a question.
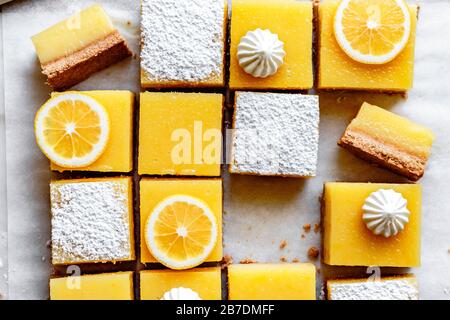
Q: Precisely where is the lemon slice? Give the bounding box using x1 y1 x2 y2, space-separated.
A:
145 195 218 270
334 0 411 64
35 93 110 168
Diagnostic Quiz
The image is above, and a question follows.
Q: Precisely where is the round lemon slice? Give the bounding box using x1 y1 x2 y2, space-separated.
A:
145 195 218 270
334 0 411 64
34 93 110 168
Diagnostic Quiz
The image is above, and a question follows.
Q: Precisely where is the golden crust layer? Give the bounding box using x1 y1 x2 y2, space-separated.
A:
42 30 132 91
338 129 426 181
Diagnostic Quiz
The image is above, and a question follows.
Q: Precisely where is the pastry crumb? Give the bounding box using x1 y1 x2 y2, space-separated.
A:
292 258 300 263
280 256 287 262
314 224 320 233
301 234 306 239
240 258 257 264
279 240 287 250
303 224 311 233
221 254 233 269
308 247 320 260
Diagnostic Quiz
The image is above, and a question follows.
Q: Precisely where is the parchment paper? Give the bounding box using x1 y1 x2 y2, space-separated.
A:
1 0 449 300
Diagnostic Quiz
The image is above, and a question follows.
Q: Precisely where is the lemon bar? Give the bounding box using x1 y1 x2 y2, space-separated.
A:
317 0 418 92
140 268 222 300
50 272 134 300
140 178 222 264
51 91 134 173
230 0 313 90
141 0 227 88
138 92 223 176
323 182 421 267
338 102 435 181
327 275 419 300
51 177 135 265
230 92 319 177
31 5 132 90
228 263 316 300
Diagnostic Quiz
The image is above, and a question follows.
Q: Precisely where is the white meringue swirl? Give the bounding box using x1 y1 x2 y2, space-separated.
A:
362 189 410 238
237 28 286 78
161 287 202 300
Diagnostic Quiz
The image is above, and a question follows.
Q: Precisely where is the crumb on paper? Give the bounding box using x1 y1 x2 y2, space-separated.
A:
303 224 311 233
240 258 256 264
308 247 320 260
314 224 320 233
279 240 287 250
280 256 287 263
292 258 300 263
301 234 306 239
221 254 233 269
317 268 321 274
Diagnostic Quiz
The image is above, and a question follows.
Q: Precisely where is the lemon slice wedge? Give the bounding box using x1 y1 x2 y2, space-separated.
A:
334 0 411 64
34 93 110 168
145 195 218 270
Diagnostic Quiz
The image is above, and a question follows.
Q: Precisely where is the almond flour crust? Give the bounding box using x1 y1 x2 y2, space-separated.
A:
338 129 427 181
42 30 132 91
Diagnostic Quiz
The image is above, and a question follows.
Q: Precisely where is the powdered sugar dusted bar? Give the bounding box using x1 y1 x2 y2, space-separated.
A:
327 276 419 300
230 92 319 177
50 178 134 264
141 0 227 88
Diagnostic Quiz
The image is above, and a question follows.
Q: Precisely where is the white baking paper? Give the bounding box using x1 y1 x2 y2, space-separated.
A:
1 0 449 300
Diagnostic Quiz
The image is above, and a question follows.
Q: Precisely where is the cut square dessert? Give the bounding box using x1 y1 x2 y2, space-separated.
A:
140 178 222 264
338 102 435 181
51 177 134 265
327 275 419 300
228 263 316 300
317 0 418 92
139 92 223 176
323 182 421 267
229 0 313 90
31 4 132 91
51 91 135 173
50 272 134 300
140 0 227 88
140 267 222 300
229 92 319 177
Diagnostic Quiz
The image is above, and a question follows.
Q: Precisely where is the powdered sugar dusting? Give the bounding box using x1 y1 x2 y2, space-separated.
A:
141 0 225 83
231 92 320 177
51 179 132 264
329 278 419 300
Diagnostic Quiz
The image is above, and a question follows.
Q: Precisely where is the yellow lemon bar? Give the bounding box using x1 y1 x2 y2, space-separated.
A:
31 4 131 90
140 0 227 88
230 0 313 90
140 178 222 264
51 177 135 265
51 91 134 173
317 0 418 92
338 102 435 181
323 182 421 267
327 275 419 300
140 267 222 300
228 263 316 300
50 272 134 300
138 92 223 176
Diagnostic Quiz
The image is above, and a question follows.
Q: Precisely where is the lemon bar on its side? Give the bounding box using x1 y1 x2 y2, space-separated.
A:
338 102 435 181
31 5 132 90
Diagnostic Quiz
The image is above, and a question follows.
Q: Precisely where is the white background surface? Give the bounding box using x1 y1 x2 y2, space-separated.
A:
0 0 449 300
